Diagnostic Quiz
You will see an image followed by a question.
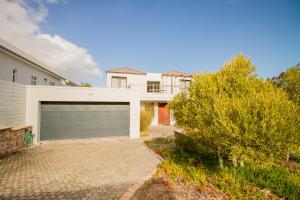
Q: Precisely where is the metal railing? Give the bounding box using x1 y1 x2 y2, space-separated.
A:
127 84 189 94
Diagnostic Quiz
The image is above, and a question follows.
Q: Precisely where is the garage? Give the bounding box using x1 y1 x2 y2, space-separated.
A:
40 102 130 140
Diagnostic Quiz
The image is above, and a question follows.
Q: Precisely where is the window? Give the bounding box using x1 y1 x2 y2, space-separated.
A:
180 80 190 91
12 69 17 82
147 81 160 93
111 76 127 88
31 76 37 85
50 81 55 86
44 78 48 83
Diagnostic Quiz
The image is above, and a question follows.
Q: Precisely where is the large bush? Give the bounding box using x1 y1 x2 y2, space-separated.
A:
169 54 299 167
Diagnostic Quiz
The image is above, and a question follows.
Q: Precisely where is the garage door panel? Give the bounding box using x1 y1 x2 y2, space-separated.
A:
41 102 129 140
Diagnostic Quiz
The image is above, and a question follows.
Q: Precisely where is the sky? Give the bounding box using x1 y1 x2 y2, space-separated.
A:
0 0 299 86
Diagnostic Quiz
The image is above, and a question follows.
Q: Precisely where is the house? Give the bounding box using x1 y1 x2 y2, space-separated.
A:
106 67 192 126
0 38 77 86
0 38 192 143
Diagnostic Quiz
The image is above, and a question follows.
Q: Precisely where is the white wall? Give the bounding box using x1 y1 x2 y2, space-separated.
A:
26 86 140 143
146 73 162 82
0 80 26 126
106 72 147 91
106 72 191 95
0 50 64 86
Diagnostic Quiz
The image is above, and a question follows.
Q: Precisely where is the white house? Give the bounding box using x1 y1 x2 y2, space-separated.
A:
106 67 192 126
0 38 77 86
0 38 192 142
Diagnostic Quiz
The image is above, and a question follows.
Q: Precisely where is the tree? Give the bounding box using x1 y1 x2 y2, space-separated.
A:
80 82 92 87
271 64 300 106
170 54 299 167
270 64 300 160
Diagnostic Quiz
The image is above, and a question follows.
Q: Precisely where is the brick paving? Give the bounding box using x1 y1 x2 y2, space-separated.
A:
0 138 160 200
148 126 174 138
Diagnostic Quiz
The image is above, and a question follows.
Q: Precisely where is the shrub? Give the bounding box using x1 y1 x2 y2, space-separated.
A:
140 110 153 135
169 54 300 167
234 165 300 200
159 160 206 184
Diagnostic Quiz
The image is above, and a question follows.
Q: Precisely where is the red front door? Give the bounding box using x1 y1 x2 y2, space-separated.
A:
158 103 170 125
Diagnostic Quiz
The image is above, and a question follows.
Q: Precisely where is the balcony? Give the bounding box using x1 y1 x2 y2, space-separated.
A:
128 84 189 95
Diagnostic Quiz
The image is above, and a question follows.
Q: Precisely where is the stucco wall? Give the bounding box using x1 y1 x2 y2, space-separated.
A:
26 86 140 143
0 80 26 126
106 72 147 91
106 72 191 95
0 50 64 86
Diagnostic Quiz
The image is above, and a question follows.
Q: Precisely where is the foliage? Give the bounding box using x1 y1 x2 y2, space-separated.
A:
144 102 154 117
80 82 92 87
270 65 300 159
271 64 300 106
140 103 155 136
140 110 152 135
169 54 299 167
140 130 150 137
145 138 300 200
159 160 206 184
145 137 175 157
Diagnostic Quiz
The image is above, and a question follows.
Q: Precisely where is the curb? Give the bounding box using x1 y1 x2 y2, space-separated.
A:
119 137 166 200
119 169 157 200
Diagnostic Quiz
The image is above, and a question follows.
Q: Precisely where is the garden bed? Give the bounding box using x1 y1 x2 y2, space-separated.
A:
134 137 300 200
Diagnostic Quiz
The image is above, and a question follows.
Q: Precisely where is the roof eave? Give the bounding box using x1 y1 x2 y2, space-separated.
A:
0 40 78 86
106 71 146 75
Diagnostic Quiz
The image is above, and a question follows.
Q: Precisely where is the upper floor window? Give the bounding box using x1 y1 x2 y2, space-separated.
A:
12 69 17 82
50 81 55 86
180 80 190 91
111 76 127 88
31 76 37 85
147 81 160 93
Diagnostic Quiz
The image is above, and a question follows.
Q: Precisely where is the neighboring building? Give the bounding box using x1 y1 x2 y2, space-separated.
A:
106 67 192 126
0 38 77 86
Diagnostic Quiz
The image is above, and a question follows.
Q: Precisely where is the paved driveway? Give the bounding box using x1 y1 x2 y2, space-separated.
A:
148 125 174 138
0 138 160 200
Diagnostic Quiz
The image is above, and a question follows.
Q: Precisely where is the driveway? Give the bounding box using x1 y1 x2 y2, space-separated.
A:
0 138 160 200
148 125 174 138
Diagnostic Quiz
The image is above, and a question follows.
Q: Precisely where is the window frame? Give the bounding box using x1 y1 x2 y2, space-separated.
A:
147 81 160 93
180 79 190 91
12 69 17 82
31 76 37 85
111 76 127 88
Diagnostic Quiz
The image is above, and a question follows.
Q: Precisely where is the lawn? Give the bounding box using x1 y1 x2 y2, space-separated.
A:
144 137 300 200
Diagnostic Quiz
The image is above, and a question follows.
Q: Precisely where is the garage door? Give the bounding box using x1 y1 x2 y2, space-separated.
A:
40 102 130 140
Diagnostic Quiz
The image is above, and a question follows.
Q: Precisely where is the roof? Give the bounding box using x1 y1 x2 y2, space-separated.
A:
162 70 192 77
106 67 146 75
0 38 77 86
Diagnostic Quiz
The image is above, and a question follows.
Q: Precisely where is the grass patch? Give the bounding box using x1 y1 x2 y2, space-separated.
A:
291 153 300 163
145 138 300 200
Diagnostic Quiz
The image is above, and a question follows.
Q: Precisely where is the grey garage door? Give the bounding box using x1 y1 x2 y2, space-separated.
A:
40 102 130 140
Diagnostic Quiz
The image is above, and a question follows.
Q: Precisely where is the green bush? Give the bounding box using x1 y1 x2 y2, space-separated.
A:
159 160 206 184
169 54 299 167
234 166 300 200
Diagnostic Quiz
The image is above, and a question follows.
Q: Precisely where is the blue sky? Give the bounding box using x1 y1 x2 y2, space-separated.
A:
42 0 300 86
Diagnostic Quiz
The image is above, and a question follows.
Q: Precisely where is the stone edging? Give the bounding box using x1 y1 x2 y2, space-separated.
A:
119 140 164 200
119 169 157 200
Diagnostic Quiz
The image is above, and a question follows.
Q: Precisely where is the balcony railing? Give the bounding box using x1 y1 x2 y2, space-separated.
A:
127 84 189 94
